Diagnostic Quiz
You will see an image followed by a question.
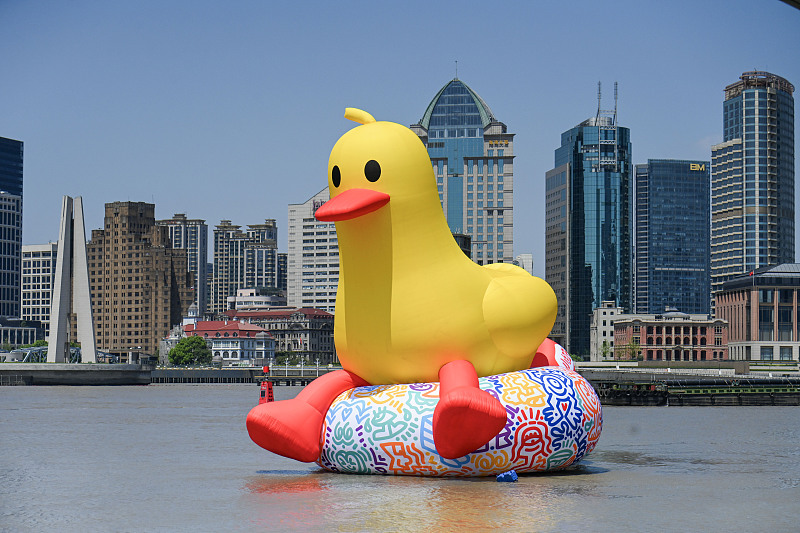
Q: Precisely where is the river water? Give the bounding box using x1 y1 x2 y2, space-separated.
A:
1 385 798 532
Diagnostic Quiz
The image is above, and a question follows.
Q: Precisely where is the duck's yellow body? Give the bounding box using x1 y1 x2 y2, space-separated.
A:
317 109 557 385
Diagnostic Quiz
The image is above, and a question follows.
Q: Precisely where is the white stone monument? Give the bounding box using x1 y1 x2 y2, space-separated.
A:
47 196 97 363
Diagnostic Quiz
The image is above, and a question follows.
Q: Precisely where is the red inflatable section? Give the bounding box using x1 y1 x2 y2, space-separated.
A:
531 338 567 368
246 370 369 462
432 360 507 459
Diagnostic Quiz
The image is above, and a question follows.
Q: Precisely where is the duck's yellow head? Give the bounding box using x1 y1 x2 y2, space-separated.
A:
315 108 438 222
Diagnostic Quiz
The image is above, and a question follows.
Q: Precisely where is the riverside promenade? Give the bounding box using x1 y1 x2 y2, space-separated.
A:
3 361 799 407
579 361 800 406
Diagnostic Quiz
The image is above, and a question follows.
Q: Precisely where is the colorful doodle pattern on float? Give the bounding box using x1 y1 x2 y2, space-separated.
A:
316 367 602 477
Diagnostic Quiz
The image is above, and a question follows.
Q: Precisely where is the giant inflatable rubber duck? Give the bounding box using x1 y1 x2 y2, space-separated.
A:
247 108 558 461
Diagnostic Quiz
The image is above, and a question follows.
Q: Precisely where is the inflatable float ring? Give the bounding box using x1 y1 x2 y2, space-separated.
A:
316 348 602 477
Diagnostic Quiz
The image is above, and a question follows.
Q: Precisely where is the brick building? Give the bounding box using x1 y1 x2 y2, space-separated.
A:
87 202 193 360
613 310 729 362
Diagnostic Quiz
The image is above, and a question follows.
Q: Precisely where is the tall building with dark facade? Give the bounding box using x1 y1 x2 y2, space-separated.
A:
0 137 24 198
87 202 193 359
545 86 632 356
711 71 795 298
156 214 208 315
0 137 23 319
410 79 514 265
634 160 710 315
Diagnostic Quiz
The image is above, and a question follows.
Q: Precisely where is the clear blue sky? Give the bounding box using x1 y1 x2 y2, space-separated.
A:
2 0 798 276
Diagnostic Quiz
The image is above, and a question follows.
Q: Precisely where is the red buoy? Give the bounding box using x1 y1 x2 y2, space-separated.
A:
259 380 274 404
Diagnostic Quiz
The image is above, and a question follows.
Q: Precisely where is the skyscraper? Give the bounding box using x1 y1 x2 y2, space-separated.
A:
711 71 795 297
0 136 23 319
156 214 208 315
0 136 23 198
210 219 282 315
410 78 514 265
286 189 339 312
87 201 193 359
0 192 22 318
545 84 632 356
634 160 710 315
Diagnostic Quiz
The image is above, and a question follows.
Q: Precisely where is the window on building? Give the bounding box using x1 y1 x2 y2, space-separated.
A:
760 346 774 360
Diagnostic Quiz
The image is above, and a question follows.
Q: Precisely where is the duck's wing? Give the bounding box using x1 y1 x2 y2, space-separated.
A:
482 265 557 359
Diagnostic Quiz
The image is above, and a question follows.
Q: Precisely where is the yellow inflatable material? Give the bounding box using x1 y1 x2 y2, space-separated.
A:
316 109 557 385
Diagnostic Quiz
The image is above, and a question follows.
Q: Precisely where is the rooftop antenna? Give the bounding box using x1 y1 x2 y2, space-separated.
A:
596 81 602 122
455 60 458 80
614 81 618 119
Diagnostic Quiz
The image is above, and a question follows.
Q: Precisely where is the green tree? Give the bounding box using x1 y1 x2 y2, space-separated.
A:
600 340 611 360
623 339 642 361
169 336 212 366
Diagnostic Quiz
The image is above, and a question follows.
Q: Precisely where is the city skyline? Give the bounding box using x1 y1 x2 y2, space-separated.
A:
2 1 799 277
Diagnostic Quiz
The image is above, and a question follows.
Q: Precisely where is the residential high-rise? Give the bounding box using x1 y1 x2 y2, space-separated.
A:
410 78 514 264
287 189 339 312
21 243 57 335
87 201 193 359
545 84 632 357
711 71 795 298
0 136 23 198
0 192 22 318
634 160 710 315
156 214 208 315
210 219 282 315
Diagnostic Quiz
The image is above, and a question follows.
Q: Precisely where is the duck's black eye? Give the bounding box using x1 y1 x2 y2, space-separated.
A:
331 165 341 187
364 160 381 182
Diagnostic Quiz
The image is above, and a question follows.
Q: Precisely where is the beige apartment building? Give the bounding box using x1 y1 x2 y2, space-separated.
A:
86 202 193 360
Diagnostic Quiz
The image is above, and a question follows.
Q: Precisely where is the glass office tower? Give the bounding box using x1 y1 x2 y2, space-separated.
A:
545 92 632 357
0 137 23 198
411 79 514 264
711 71 795 297
0 137 23 319
634 160 710 315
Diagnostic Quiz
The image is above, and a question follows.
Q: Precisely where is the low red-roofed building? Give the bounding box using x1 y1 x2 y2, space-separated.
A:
184 320 275 365
222 307 335 363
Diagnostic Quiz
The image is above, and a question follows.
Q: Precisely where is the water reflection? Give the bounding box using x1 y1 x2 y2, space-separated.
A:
245 470 328 494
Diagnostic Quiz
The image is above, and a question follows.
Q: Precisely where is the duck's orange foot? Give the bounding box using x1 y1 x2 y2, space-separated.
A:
246 399 324 463
432 385 507 459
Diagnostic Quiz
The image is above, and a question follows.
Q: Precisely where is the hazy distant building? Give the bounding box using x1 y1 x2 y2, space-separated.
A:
287 189 339 312
87 201 193 360
634 159 710 315
21 243 57 335
711 71 795 298
410 78 514 265
514 254 533 275
210 219 282 315
156 213 208 315
545 84 632 357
